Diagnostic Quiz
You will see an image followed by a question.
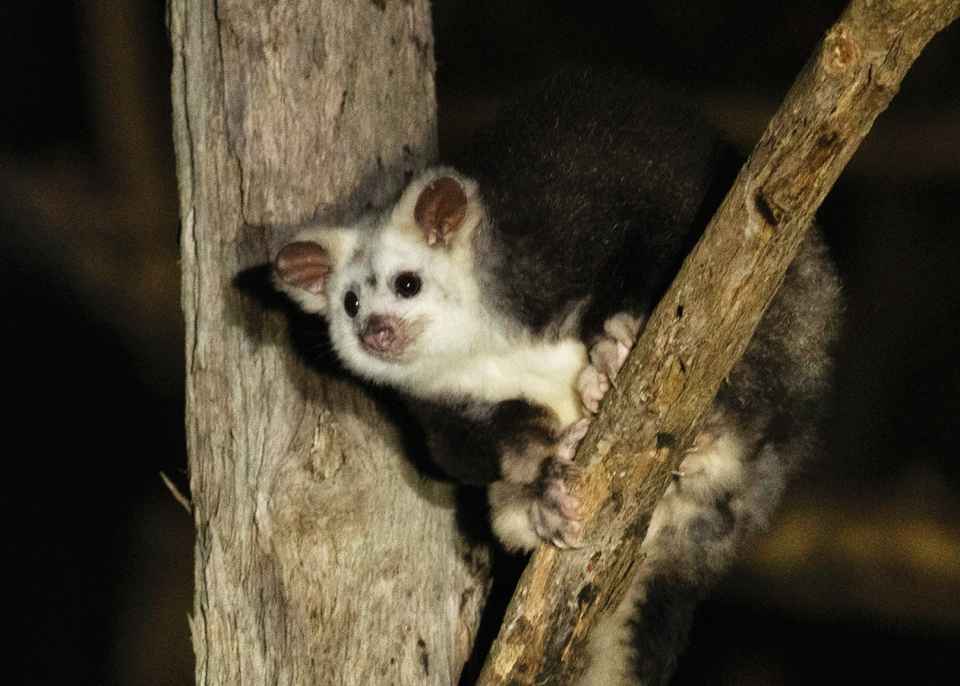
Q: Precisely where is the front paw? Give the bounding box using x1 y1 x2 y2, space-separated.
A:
577 364 609 415
532 419 590 547
577 312 643 414
489 417 591 552
530 456 584 548
489 450 586 552
488 464 583 552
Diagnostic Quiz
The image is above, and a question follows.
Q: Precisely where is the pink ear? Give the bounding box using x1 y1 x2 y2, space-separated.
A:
413 176 468 246
274 241 333 295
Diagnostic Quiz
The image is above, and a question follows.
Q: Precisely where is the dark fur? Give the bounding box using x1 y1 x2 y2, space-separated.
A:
455 70 723 340
629 574 701 686
407 396 557 486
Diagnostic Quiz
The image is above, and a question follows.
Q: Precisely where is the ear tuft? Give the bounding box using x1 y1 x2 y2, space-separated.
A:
274 241 333 295
413 176 468 246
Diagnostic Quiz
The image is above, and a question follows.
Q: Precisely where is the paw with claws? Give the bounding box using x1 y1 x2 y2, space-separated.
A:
529 456 584 548
529 418 591 548
490 418 591 551
577 312 644 414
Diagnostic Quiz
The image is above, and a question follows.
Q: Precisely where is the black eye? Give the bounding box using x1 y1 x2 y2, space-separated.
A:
344 291 359 318
394 272 422 298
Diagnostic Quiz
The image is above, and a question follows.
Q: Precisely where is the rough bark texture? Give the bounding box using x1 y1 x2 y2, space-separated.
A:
477 1 960 683
170 2 490 685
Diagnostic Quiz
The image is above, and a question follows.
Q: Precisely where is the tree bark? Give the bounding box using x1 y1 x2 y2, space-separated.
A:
477 1 960 683
170 2 490 685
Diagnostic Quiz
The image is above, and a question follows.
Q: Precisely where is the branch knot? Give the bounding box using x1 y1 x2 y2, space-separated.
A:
823 24 861 75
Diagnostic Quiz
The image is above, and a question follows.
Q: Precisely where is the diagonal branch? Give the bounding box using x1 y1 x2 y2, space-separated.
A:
477 1 960 683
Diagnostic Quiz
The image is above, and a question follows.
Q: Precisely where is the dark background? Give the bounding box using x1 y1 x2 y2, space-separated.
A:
2 1 958 684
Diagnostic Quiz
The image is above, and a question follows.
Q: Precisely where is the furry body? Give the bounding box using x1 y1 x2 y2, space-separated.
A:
274 71 841 684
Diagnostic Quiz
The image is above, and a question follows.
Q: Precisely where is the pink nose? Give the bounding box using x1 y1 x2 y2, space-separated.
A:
361 316 398 354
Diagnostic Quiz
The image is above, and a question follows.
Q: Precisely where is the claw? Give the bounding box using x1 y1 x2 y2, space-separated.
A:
556 494 582 521
558 418 591 459
604 312 643 350
554 519 585 549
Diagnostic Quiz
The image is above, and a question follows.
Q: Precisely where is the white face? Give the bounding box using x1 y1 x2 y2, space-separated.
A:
324 219 486 390
274 169 498 394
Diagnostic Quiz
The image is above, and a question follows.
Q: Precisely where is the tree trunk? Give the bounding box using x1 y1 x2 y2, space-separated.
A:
169 2 490 684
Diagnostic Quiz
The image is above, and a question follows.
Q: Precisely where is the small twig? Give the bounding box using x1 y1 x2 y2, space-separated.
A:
160 471 192 514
